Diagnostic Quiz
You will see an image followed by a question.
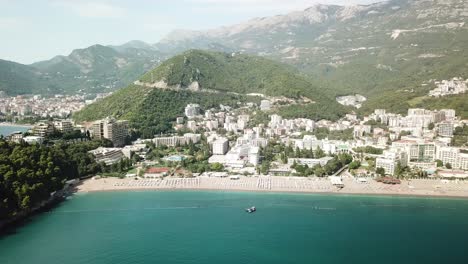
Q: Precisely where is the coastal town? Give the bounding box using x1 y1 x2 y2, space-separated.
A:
0 92 110 121
2 96 468 197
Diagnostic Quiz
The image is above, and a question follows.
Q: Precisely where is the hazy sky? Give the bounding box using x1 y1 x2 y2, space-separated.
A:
0 0 380 64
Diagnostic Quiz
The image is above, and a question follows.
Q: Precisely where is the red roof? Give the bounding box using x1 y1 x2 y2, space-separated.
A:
146 167 170 174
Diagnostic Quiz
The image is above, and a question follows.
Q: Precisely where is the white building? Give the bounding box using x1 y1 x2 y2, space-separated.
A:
185 104 201 118
187 120 197 131
89 147 124 165
23 136 45 144
249 147 260 165
260 100 271 111
92 117 129 147
375 150 407 176
53 120 74 133
436 147 468 171
33 122 54 137
143 133 201 147
437 122 454 137
212 137 229 155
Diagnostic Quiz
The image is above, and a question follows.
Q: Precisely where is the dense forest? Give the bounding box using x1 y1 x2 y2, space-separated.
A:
0 139 111 221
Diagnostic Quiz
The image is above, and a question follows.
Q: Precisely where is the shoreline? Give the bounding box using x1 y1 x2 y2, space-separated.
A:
0 122 33 128
78 186 468 200
76 177 468 199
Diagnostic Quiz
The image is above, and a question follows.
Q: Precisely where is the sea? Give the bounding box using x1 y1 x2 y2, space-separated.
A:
1 191 468 264
0 125 30 137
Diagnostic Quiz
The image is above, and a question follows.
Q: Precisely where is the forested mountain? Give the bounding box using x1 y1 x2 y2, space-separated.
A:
0 43 166 96
30 44 166 94
75 50 346 137
0 59 56 95
138 50 333 99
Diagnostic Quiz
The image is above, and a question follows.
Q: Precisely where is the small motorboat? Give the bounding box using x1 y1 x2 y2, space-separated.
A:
245 206 256 213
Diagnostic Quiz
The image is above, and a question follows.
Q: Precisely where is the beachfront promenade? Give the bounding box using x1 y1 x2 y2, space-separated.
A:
77 176 468 198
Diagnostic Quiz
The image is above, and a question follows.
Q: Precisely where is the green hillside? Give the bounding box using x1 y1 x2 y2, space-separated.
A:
0 59 59 95
75 50 346 137
31 45 165 94
74 85 254 138
139 50 338 100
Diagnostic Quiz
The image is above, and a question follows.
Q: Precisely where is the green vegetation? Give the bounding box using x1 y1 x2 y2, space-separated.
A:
0 139 114 221
452 125 468 147
75 86 253 138
139 50 346 120
312 128 354 141
141 50 336 99
75 50 347 136
353 146 384 155
376 167 385 176
348 160 361 170
0 59 60 95
0 44 164 96
72 84 153 122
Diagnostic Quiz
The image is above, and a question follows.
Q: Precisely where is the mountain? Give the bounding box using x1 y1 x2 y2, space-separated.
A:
3 0 468 117
138 50 330 98
0 43 168 96
108 40 156 53
30 44 166 94
0 59 59 95
155 0 468 114
74 50 346 136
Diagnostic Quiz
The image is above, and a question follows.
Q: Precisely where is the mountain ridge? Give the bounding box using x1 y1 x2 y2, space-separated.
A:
74 50 347 135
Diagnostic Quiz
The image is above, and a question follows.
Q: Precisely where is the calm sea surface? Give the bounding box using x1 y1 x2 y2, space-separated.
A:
1 191 468 264
0 125 30 136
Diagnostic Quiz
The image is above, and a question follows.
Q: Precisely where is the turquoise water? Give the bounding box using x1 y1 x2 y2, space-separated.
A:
0 125 30 136
1 191 468 264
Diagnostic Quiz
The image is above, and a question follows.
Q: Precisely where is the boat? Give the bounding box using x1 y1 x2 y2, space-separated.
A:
245 206 256 213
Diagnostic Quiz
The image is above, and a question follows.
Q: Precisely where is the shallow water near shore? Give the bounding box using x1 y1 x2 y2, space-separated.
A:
1 191 468 264
0 125 30 136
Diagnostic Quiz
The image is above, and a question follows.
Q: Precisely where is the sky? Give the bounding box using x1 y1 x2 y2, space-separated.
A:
0 0 380 64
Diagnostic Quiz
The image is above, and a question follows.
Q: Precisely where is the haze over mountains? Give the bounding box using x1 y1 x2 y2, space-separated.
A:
1 0 467 115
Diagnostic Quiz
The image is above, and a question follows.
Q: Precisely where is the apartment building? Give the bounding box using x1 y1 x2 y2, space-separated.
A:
92 118 129 147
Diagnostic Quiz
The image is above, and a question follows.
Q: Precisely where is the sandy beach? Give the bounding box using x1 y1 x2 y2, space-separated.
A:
76 176 468 198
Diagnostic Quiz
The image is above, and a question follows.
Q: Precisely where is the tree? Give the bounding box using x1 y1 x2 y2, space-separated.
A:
445 163 452 169
315 147 325 159
313 164 326 177
210 163 224 172
260 162 270 175
435 159 444 167
394 162 404 178
0 138 113 221
349 161 361 170
280 153 288 164
376 167 386 176
428 123 435 130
